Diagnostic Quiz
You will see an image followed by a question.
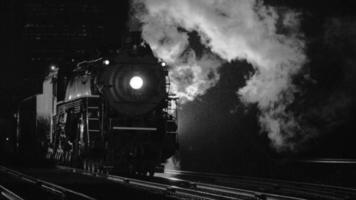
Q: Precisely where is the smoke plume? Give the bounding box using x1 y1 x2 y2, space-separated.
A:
133 0 307 151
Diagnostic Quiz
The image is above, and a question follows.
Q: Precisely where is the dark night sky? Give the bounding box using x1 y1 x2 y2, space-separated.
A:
1 0 356 176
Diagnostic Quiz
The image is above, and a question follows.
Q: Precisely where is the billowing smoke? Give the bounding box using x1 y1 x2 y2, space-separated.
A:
133 0 307 151
164 157 181 171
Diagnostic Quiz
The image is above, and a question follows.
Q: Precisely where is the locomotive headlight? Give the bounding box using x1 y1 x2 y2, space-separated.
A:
103 59 110 65
129 76 144 90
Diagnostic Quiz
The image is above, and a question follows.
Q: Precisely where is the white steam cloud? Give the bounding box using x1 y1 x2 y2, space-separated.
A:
133 0 307 151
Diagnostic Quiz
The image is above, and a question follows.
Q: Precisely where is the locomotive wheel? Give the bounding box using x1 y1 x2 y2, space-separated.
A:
148 169 154 177
89 160 101 173
90 160 95 173
128 164 135 175
83 159 88 170
97 160 104 173
93 161 99 173
87 160 90 171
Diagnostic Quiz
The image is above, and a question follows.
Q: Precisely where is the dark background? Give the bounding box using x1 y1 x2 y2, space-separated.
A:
0 0 130 114
1 0 356 185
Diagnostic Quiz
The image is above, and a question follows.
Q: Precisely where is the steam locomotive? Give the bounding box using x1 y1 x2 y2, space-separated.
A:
17 39 178 176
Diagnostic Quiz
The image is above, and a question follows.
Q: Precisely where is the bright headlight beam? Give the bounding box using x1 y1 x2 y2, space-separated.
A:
103 59 110 65
129 76 144 90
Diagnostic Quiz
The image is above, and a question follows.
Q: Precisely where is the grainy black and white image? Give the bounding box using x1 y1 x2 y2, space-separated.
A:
0 0 356 199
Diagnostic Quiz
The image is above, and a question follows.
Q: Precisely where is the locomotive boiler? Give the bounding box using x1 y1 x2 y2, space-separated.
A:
18 40 178 176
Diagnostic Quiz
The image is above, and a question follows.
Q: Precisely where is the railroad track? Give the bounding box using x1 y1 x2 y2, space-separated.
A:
0 184 24 200
58 166 305 200
161 169 356 200
0 165 95 200
3 164 354 200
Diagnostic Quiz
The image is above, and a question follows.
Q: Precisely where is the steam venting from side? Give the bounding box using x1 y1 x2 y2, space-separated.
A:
132 0 307 151
164 157 181 171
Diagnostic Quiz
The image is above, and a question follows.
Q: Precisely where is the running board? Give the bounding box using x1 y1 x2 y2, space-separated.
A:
112 127 157 131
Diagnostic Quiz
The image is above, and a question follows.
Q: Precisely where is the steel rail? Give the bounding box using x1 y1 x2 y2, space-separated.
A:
59 165 306 200
163 169 356 199
0 185 24 200
165 169 356 192
67 168 238 200
0 165 96 200
196 182 305 200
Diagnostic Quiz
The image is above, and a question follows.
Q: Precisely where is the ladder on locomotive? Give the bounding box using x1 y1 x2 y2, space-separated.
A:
85 97 102 146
